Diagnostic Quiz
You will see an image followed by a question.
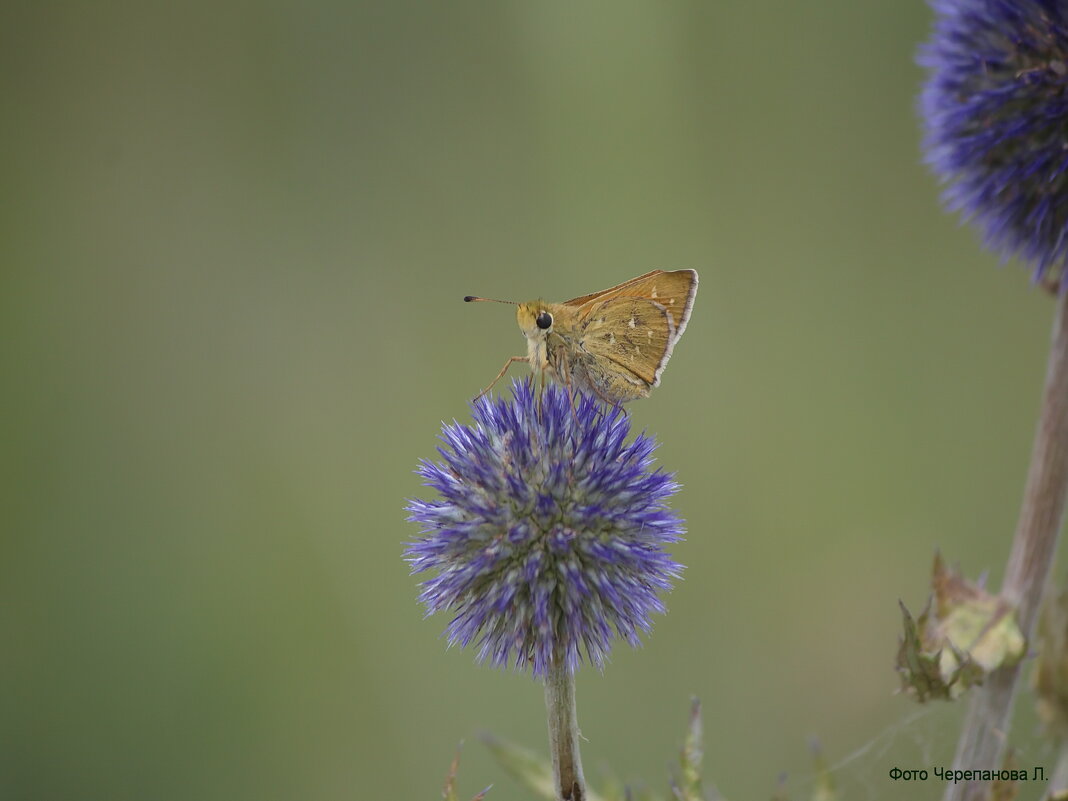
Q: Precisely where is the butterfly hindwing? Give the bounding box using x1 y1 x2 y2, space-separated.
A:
574 296 679 394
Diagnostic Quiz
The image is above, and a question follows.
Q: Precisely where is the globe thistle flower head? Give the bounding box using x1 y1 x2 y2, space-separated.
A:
405 380 685 676
919 0 1068 284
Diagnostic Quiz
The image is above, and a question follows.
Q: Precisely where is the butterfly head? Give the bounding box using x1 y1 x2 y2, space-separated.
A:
516 302 554 340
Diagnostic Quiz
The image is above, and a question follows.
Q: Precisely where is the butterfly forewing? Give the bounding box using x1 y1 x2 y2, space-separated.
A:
563 269 669 307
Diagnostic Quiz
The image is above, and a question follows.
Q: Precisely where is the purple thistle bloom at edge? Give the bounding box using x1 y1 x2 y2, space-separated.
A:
405 380 685 677
919 0 1068 283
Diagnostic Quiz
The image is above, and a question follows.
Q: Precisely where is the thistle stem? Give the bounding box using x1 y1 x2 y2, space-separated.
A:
946 288 1068 801
1048 738 1068 796
544 656 585 801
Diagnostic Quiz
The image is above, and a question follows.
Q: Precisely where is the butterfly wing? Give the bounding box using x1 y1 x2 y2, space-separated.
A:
547 269 697 404
581 295 678 376
562 270 668 307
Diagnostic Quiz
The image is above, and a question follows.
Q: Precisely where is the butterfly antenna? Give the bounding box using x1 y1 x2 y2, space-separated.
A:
463 295 517 304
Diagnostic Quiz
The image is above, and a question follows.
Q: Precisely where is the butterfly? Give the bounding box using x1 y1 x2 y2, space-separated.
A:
464 269 698 405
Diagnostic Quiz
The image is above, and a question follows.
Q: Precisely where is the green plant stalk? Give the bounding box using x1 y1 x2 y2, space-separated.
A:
946 288 1068 801
544 656 586 801
1048 739 1068 796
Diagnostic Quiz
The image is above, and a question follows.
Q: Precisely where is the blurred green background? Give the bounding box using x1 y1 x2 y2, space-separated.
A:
2 2 1059 799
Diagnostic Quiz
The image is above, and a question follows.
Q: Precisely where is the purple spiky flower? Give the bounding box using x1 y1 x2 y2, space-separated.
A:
405 380 685 677
919 0 1068 283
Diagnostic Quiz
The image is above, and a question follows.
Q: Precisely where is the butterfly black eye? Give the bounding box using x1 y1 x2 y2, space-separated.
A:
536 311 553 330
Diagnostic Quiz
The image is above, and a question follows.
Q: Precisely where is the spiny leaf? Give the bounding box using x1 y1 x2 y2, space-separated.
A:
672 698 705 801
442 744 492 801
480 732 556 800
808 740 836 801
896 553 1024 702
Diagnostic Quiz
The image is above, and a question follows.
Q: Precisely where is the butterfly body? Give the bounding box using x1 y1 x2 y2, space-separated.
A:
468 269 698 405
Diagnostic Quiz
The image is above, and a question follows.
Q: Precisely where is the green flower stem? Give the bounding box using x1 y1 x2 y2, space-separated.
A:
544 655 585 801
1049 739 1068 796
947 289 1068 801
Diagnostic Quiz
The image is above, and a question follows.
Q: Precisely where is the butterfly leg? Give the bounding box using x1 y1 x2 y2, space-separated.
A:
553 347 591 421
474 356 528 400
545 344 574 412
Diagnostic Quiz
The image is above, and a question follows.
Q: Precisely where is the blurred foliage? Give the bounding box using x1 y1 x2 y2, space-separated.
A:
1035 589 1068 740
480 700 839 801
1 2 1060 800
